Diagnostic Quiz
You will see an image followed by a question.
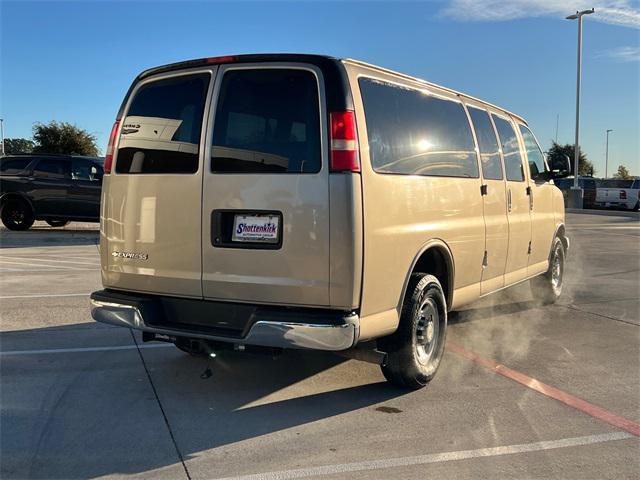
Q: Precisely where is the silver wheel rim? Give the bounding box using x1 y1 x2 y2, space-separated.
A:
415 298 439 365
551 244 563 289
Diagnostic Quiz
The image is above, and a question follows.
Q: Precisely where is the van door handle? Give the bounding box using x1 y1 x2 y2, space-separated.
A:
480 184 488 196
527 186 534 210
507 189 512 212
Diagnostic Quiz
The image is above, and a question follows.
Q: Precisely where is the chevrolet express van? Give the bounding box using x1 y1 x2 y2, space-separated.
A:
91 54 570 388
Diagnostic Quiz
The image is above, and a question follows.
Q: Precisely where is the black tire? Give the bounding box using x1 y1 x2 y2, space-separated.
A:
379 274 447 389
0 198 35 231
46 220 69 228
530 237 565 305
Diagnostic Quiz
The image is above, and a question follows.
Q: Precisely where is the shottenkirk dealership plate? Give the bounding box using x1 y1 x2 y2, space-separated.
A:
232 214 279 243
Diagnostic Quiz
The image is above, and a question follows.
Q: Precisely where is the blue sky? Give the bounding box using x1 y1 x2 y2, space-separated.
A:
1 0 638 176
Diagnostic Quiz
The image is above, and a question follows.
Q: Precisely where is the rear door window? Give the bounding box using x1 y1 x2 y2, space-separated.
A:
467 107 503 180
359 78 478 178
0 157 32 174
34 158 71 179
116 73 210 174
492 115 525 182
211 69 321 173
518 125 546 179
72 159 103 182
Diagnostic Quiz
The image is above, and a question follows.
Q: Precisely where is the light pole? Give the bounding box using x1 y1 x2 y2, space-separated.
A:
605 129 613 178
0 119 4 157
566 8 594 208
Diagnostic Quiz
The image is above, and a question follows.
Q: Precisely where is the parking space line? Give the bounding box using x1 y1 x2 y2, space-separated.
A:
0 292 90 299
0 259 86 270
211 432 633 480
0 343 174 356
0 255 99 266
448 341 640 437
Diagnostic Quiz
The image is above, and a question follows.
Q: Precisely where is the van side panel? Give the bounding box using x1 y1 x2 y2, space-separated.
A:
329 174 363 309
346 63 485 325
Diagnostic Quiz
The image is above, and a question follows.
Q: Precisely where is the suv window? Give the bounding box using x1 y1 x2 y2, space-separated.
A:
359 79 477 178
72 159 103 181
467 107 503 180
0 157 32 174
492 115 524 182
211 69 321 173
34 158 71 178
519 125 546 179
116 73 210 174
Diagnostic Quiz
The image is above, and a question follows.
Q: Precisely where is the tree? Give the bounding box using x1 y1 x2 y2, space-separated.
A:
32 121 99 156
3 138 35 155
613 165 632 180
546 141 595 177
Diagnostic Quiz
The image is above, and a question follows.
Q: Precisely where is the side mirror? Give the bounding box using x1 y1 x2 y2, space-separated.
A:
540 153 571 181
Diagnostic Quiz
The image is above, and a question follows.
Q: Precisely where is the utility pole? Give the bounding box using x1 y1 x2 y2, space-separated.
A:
555 114 559 143
605 129 613 178
566 8 594 208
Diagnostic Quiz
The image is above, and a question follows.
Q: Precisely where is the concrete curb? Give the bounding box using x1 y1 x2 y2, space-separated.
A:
566 208 639 219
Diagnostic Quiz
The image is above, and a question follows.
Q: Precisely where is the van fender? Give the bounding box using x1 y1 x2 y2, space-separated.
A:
553 223 569 257
398 239 455 312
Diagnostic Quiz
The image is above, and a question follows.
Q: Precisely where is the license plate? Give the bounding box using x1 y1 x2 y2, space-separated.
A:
232 215 279 243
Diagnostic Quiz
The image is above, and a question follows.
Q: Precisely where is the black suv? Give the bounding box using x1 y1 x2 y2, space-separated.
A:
0 154 103 230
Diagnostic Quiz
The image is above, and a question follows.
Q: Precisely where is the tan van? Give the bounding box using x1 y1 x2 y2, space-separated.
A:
91 54 570 388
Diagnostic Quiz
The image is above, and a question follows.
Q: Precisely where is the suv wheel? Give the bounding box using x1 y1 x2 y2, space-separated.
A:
46 220 69 228
1 198 35 231
530 237 565 305
379 273 447 389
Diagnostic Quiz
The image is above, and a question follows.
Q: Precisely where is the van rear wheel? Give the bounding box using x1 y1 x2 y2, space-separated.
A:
379 274 447 389
530 237 565 305
46 220 69 228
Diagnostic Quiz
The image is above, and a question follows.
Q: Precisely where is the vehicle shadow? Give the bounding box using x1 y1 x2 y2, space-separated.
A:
0 323 407 479
0 225 99 248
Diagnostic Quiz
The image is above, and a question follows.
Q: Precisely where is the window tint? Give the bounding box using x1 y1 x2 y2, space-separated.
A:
468 107 502 180
116 73 210 174
211 69 321 173
0 157 32 174
72 159 103 181
34 159 71 178
359 79 477 178
519 125 546 179
492 115 524 182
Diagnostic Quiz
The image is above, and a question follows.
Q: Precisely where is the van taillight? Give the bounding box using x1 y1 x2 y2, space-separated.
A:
330 111 360 172
104 120 120 174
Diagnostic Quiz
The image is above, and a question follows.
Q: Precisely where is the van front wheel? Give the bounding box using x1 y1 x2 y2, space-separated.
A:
379 274 447 389
530 237 565 305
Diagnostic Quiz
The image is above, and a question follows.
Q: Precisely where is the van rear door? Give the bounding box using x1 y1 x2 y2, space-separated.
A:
101 69 215 298
201 64 330 306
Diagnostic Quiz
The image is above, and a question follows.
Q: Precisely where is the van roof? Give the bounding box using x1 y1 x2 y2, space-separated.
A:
128 53 525 124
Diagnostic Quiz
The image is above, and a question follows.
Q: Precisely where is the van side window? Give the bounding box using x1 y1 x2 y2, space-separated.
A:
492 115 524 182
34 159 71 178
518 125 546 179
211 69 321 173
0 157 32 174
467 107 503 180
116 73 210 174
359 78 478 178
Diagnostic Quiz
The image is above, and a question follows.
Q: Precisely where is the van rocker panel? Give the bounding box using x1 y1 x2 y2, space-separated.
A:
90 289 358 351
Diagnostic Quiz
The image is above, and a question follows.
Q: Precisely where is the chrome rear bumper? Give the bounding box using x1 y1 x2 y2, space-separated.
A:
90 293 358 351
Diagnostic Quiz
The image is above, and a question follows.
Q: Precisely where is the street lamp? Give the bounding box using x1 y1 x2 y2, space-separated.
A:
605 129 613 178
566 8 594 208
0 119 4 157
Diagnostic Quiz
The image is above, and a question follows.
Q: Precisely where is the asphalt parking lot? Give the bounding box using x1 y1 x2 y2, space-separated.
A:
1 213 638 479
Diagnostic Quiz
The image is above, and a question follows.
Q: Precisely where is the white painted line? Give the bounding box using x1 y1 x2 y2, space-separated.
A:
0 268 96 273
0 255 99 266
0 292 90 299
0 259 83 270
0 343 174 356
212 432 634 480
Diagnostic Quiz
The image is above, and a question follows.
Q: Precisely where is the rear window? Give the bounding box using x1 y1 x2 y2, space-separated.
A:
116 73 210 174
0 157 32 174
358 78 478 178
211 69 321 173
492 115 525 182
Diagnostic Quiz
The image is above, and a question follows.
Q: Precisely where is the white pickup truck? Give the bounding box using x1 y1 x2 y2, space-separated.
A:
596 179 640 211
